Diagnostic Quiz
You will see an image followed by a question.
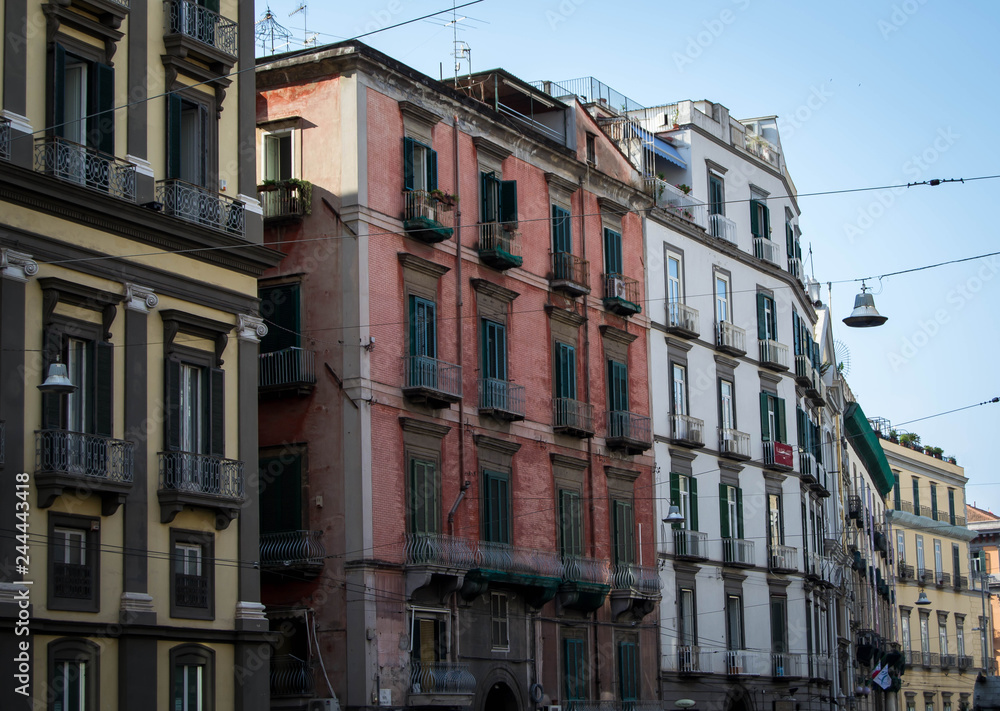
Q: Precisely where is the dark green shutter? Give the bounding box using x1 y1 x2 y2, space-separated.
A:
750 199 761 238
762 203 771 238
427 148 438 191
259 453 302 533
613 499 634 564
91 62 115 154
204 0 220 12
410 297 436 359
49 43 66 138
952 544 961 579
757 292 767 339
164 357 181 451
94 341 113 437
500 180 517 225
893 472 901 510
759 392 770 442
41 327 62 429
690 476 699 531
481 172 499 223
792 311 801 356
483 470 510 544
948 490 956 525
604 228 622 275
403 137 415 190
481 319 506 380
913 478 920 509
552 205 571 253
669 472 680 530
259 284 300 353
617 641 638 701
719 484 730 539
931 484 938 520
560 490 582 558
564 638 586 701
167 93 183 179
208 367 225 458
555 342 576 399
736 488 744 538
709 175 723 215
607 360 628 413
776 397 787 443
786 223 795 262
409 459 437 535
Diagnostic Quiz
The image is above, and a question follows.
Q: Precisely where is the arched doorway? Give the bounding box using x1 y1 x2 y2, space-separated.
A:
483 681 519 711
726 689 755 711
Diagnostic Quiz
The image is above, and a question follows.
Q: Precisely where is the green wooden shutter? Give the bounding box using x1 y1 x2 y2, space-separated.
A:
481 319 506 380
204 0 220 12
719 484 730 539
403 137 415 190
690 476 699 531
260 453 303 533
167 93 183 179
94 341 113 437
410 459 437 535
552 205 572 253
750 199 761 238
776 397 787 443
500 180 518 225
736 488 744 538
792 311 801 356
555 342 576 399
427 148 438 191
948 490 956 525
763 203 771 238
483 470 510 544
481 172 499 223
607 360 628 413
410 297 436 359
91 62 115 155
759 392 770 442
564 637 586 701
41 327 62 429
617 641 638 701
709 175 723 215
979 550 988 574
786 223 795 261
604 228 622 275
560 489 582 558
49 43 67 138
670 472 680 530
757 293 768 339
163 357 181 451
613 499 634 564
208 367 225 458
893 472 901 510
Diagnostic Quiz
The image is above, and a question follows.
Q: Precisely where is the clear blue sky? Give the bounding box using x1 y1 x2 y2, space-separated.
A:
254 0 1000 513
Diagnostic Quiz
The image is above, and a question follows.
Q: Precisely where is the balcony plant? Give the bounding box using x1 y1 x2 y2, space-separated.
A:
261 177 313 215
429 188 458 210
926 446 944 459
898 432 920 449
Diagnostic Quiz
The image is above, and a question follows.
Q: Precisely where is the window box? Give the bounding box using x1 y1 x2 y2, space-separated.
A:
35 429 134 515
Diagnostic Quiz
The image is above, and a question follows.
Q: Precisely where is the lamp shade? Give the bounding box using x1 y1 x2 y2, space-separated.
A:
663 505 685 524
915 591 931 605
38 360 77 394
843 283 888 328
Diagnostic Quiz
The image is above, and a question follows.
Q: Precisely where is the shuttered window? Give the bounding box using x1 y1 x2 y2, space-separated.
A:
554 342 576 399
564 637 587 701
259 283 301 353
612 499 635 566
481 171 517 224
559 489 583 558
409 458 439 535
258 453 303 533
482 469 511 544
617 641 639 702
759 392 787 443
403 137 438 192
603 227 623 276
552 204 572 253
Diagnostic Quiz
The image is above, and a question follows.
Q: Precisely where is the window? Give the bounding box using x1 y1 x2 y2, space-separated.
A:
768 493 783 546
603 227 623 277
263 131 292 182
920 613 931 659
554 341 577 400
607 359 629 416
956 618 966 657
170 645 215 711
564 636 587 701
49 638 99 711
719 484 743 539
481 319 507 382
894 471 902 510
585 133 597 165
720 379 735 432
726 595 744 650
480 171 517 226
750 195 770 240
404 137 438 193
709 174 724 216
167 93 212 188
931 483 938 520
258 452 303 535
410 296 437 361
934 539 943 577
551 204 572 254
913 477 921 510
756 292 778 341
916 535 925 571
409 459 439 535
678 588 696 646
41 323 113 438
671 364 687 416
939 619 949 655
49 44 115 155
170 529 214 620
898 531 906 563
48 514 99 612
164 352 225 462
259 284 301 354
482 469 511 544
948 489 956 525
491 592 509 650
669 472 698 532
616 640 639 702
907 701 916 711
953 544 962 581
770 596 788 653
715 274 731 323
414 615 447 668
612 498 635 565
559 489 583 558
666 251 683 318
901 611 911 651
759 392 787 443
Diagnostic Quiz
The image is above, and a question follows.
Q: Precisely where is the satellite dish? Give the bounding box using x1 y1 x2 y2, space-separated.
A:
834 339 851 375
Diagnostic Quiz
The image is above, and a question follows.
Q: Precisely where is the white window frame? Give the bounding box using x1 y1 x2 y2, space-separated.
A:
916 535 925 570
720 379 735 431
176 542 203 577
726 485 739 538
672 364 687 416
54 527 87 566
715 274 731 324
934 539 943 577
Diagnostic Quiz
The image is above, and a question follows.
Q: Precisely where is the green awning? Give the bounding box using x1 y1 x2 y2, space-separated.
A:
845 402 895 497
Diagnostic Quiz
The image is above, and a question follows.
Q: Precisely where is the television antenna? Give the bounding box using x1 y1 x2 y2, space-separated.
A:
289 3 312 48
255 6 292 56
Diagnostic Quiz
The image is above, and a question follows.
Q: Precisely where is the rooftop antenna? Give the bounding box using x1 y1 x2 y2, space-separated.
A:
255 6 292 56
290 2 309 48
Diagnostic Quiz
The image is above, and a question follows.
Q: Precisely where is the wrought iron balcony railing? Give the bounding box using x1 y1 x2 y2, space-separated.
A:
553 397 595 437
671 645 704 674
758 338 789 369
259 181 308 221
271 655 314 697
665 302 699 338
158 451 245 499
167 0 238 57
478 223 522 269
34 136 136 201
478 378 525 420
710 213 737 244
259 347 316 390
403 356 462 405
259 530 326 569
175 572 209 608
611 562 662 595
403 533 475 569
36 429 134 482
473 540 563 579
673 529 708 560
848 494 862 519
958 655 973 670
410 662 476 696
562 556 611 586
53 562 92 600
668 413 704 447
550 251 590 295
754 237 781 265
0 117 10 161
719 427 751 460
607 410 652 452
0 419 5 466
156 179 245 236
954 574 968 589
602 273 642 316
716 320 746 355
936 572 951 587
402 190 454 242
723 538 755 567
769 544 797 573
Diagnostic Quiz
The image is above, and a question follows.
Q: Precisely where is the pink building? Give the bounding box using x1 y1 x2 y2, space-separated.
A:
255 42 657 711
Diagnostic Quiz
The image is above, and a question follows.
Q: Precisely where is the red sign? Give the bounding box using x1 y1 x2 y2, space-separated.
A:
774 442 794 467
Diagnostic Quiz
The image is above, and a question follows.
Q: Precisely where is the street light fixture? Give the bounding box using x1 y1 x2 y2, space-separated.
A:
37 357 77 394
663 505 685 525
915 591 931 605
843 281 888 328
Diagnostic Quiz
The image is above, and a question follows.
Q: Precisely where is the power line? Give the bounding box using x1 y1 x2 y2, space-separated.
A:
893 397 1000 427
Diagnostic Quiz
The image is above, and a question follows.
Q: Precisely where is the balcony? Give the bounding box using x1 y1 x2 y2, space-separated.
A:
723 538 755 567
559 555 611 612
610 562 661 621
763 441 794 472
936 572 951 587
259 530 325 576
772 652 804 679
553 398 595 438
156 179 245 237
34 137 136 202
941 654 957 668
917 567 932 585
954 574 968 590
788 256 804 283
602 273 642 317
478 223 522 270
53 561 93 600
403 356 462 408
716 321 746 356
606 411 652 454
769 544 797 573
462 541 563 608
710 213 738 245
744 131 782 167
719 428 752 460
259 181 309 223
848 495 862 520
874 529 888 554
259 347 316 395
549 252 590 296
647 178 706 228
478 378 525 421
725 650 765 676
758 339 789 370
799 451 817 483
665 302 699 339
164 0 238 63
409 662 476 705
898 563 914 581
0 117 9 161
673 529 708 561
403 533 475 598
958 656 974 671
403 190 454 243
668 414 704 448
157 451 245 529
270 655 314 698
754 237 781 266
809 654 833 683
668 645 705 675
794 354 814 388
35 429 134 515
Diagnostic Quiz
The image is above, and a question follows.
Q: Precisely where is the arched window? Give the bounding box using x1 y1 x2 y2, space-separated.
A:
48 637 99 711
170 644 215 711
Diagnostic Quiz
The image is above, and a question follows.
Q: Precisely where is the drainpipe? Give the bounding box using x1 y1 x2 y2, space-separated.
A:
448 481 471 533
452 113 465 668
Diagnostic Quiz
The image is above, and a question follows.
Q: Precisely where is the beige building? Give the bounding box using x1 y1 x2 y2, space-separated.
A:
878 432 984 711
967 504 1000 675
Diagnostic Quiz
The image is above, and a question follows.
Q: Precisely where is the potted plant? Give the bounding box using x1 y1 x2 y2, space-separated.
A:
429 189 458 210
676 183 692 195
888 429 899 444
898 432 921 449
945 455 957 465
926 446 944 459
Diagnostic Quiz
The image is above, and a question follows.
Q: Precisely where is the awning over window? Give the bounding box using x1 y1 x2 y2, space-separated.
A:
844 402 894 497
652 136 686 169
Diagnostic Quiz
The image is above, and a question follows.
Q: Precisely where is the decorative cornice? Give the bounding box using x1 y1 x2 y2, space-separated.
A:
665 335 693 353
550 453 588 471
1 249 38 282
545 172 579 196
39 277 122 338
597 195 629 216
599 324 637 346
545 304 585 328
399 100 444 130
714 354 741 370
705 158 729 175
472 136 513 164
237 314 267 343
669 448 698 465
473 434 521 456
605 465 639 483
471 278 519 304
398 252 450 279
160 309 233 366
758 370 782 386
400 416 451 440
123 283 158 313
718 460 745 476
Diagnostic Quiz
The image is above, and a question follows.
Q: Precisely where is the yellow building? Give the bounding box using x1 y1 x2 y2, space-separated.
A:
0 1 280 709
881 435 984 711
967 504 1000 675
